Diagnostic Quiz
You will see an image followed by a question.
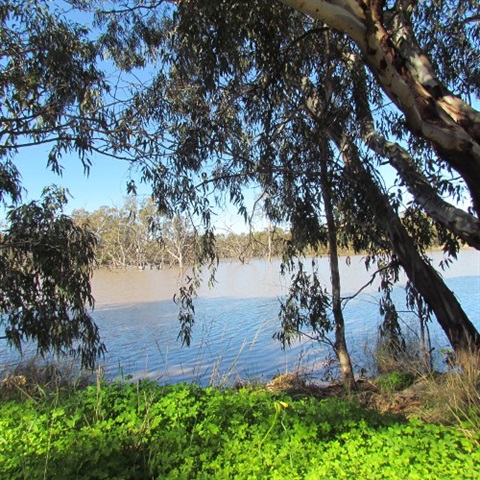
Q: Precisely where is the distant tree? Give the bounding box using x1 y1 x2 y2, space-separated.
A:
73 197 198 269
156 215 197 269
216 230 253 263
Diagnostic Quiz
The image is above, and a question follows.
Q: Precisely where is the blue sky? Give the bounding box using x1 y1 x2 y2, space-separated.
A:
14 144 144 213
10 144 257 233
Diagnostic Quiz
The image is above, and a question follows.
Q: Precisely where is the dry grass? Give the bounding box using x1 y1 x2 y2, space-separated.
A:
419 369 480 430
0 356 98 400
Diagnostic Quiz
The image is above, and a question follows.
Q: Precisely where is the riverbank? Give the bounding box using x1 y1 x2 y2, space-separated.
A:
1 363 479 479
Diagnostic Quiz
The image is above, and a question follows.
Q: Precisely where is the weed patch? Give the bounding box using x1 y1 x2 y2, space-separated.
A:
1 380 479 479
375 371 416 393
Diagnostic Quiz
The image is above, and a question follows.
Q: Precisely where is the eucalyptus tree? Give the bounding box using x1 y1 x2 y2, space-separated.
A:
0 187 105 368
83 0 480 367
3 0 480 370
74 205 129 267
72 198 198 268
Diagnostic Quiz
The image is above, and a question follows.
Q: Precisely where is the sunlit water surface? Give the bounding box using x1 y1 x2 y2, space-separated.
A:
2 250 479 385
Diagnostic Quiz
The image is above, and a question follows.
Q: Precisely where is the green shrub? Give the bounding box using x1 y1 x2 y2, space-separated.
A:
375 371 416 393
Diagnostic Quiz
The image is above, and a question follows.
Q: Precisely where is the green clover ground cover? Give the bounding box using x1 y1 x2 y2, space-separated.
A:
1 381 478 479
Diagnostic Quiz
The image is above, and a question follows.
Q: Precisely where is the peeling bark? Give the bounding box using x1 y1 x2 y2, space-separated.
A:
364 129 480 249
303 66 480 248
279 0 367 45
360 4 480 214
345 56 480 249
280 0 480 214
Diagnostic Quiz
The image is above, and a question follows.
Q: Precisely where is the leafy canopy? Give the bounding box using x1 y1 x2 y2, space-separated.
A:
0 0 108 367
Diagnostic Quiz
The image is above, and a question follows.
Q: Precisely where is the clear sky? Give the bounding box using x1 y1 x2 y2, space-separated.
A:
10 144 258 233
13 144 144 213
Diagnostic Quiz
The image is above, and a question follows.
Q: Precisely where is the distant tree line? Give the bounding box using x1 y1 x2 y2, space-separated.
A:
73 196 447 271
72 197 292 269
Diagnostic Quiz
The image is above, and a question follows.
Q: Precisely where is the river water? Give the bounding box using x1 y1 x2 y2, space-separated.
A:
88 249 480 385
2 250 479 385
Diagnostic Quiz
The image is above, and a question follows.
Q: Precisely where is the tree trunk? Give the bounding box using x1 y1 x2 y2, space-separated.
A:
345 54 480 250
385 217 480 365
332 129 480 365
300 52 479 365
363 126 480 250
361 4 480 215
319 145 357 390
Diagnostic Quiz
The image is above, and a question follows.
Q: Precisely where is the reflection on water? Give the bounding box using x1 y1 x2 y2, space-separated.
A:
2 250 479 385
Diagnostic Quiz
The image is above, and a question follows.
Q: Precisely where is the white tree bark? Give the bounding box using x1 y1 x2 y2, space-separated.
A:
279 0 367 45
279 0 480 212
